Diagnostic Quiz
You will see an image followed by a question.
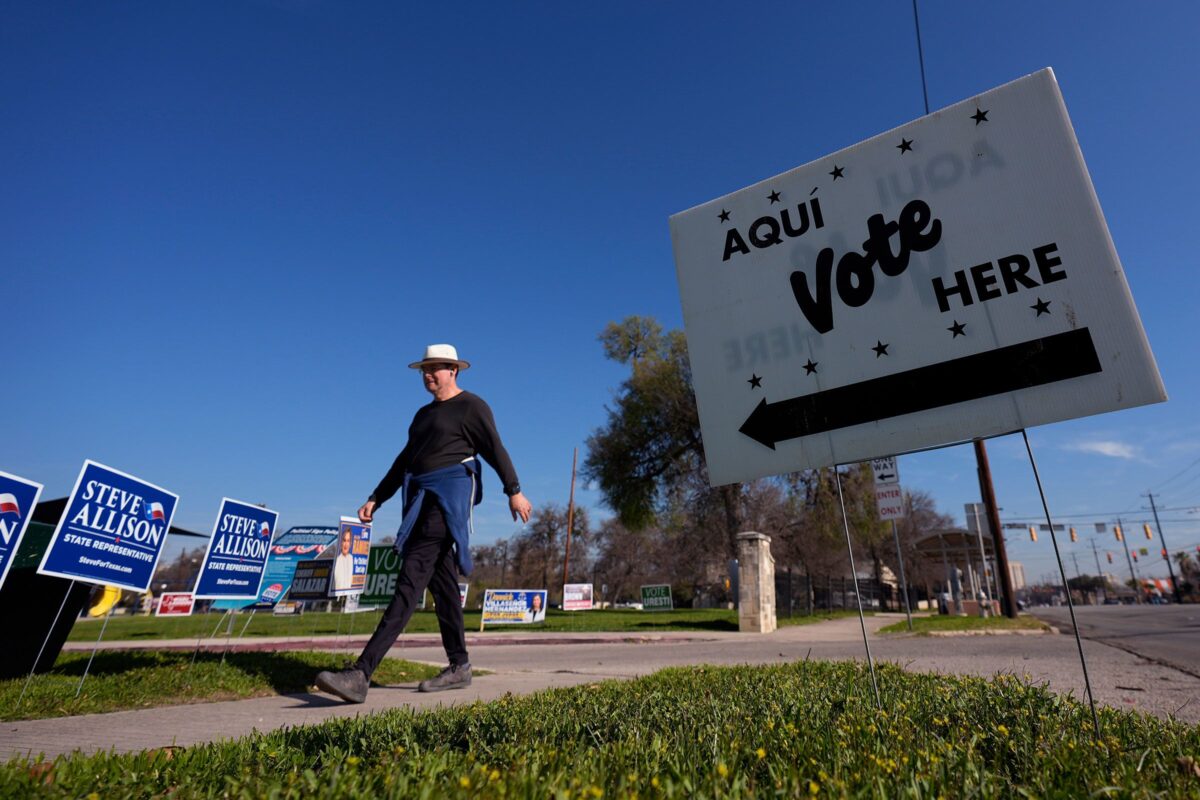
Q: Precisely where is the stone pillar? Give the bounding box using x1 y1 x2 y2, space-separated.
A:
736 532 776 633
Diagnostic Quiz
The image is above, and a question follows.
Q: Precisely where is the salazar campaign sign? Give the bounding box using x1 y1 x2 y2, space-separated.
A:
0 470 44 591
193 499 280 600
669 69 1165 484
38 460 178 593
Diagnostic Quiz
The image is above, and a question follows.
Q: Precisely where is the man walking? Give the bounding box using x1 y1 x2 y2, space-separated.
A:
316 344 532 702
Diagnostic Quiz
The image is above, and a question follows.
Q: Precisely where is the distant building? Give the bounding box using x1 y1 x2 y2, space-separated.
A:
1008 562 1026 590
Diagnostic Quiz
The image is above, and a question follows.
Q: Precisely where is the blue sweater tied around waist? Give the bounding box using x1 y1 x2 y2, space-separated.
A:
394 457 481 575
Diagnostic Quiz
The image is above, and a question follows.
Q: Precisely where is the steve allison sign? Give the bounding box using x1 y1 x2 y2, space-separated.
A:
670 69 1165 485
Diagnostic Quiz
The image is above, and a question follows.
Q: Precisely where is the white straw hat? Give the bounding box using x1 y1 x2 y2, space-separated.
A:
408 343 470 371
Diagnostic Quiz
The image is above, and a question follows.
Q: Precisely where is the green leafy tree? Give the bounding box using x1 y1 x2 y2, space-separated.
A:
584 317 745 558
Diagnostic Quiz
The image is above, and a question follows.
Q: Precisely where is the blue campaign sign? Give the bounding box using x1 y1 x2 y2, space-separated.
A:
481 588 548 625
37 460 178 593
329 517 371 597
213 525 338 610
0 470 44 591
193 498 279 600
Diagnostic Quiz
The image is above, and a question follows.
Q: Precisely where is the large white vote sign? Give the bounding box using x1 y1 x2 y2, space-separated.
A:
670 69 1165 486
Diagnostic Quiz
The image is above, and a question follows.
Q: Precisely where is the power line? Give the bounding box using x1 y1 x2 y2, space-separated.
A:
1150 455 1200 491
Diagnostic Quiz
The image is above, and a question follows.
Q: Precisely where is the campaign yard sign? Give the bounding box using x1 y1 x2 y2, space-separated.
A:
670 69 1165 485
563 582 594 611
287 559 332 600
360 545 402 606
213 525 338 610
328 517 371 598
641 584 674 611
481 589 547 625
0 470 43 591
156 592 195 616
38 461 178 593
193 499 279 600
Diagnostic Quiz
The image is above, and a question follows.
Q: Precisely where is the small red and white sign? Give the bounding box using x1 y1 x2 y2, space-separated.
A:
563 582 594 611
156 592 195 616
875 484 906 521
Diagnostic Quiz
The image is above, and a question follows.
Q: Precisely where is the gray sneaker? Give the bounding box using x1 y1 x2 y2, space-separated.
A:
418 662 472 693
315 668 368 703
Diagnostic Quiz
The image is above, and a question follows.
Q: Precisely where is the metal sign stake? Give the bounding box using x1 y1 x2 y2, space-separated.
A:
19 579 76 706
192 608 231 667
74 602 114 699
835 467 881 708
1021 429 1101 738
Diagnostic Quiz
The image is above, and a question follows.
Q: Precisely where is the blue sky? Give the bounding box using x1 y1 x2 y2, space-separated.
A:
5 1 1198 585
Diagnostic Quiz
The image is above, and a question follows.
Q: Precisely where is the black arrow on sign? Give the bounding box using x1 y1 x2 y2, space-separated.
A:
874 472 896 482
739 328 1102 449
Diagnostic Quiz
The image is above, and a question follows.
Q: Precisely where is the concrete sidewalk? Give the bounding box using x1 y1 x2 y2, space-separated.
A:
7 614 1199 761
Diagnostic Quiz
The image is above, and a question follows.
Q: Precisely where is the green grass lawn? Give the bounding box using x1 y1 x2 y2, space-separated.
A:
878 614 1050 635
65 607 868 642
4 661 1197 798
1 651 441 722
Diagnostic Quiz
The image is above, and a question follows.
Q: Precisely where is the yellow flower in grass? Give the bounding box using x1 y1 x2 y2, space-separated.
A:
459 776 471 789
995 725 1009 737
651 776 661 789
589 786 604 797
345 755 360 766
717 763 729 779
756 748 766 760
808 780 820 795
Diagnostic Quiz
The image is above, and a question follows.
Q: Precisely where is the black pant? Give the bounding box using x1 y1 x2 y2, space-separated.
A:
353 501 468 677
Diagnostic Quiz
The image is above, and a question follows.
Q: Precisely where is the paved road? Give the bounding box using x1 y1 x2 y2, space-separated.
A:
1031 605 1200 677
7 614 1199 761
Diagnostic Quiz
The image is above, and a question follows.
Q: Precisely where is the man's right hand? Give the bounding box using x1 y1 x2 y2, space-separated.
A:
358 500 376 523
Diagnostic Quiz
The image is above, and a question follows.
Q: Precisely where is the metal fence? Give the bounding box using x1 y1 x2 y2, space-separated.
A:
774 568 925 617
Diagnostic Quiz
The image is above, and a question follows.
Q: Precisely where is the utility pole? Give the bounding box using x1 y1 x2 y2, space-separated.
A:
1069 552 1084 604
561 447 578 603
1145 493 1182 603
974 440 1017 617
1117 518 1140 603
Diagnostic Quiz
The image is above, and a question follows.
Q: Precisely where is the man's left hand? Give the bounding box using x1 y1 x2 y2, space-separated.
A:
509 492 532 523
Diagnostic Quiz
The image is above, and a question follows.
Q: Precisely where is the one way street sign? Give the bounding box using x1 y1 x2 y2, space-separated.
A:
871 457 898 485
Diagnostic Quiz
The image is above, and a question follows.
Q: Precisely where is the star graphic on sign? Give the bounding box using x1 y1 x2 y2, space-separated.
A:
872 341 889 357
748 374 762 388
767 190 781 204
948 320 966 337
897 138 913 153
803 359 818 375
829 165 845 180
971 107 989 125
1031 297 1052 316
718 209 730 223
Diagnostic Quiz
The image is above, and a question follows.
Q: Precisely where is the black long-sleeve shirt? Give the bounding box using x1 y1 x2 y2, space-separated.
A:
369 390 520 509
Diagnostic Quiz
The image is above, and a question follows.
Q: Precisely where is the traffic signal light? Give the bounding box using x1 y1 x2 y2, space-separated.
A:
1131 551 1139 562
1106 552 1113 564
1144 523 1153 540
1114 525 1123 542
1029 526 1038 542
1162 548 1168 559
1069 527 1078 542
